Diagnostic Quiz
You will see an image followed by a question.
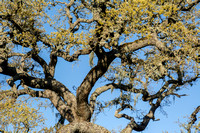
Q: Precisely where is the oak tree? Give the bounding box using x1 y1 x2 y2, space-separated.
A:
0 0 200 132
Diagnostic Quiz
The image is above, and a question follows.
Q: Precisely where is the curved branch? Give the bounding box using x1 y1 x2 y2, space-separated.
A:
76 53 115 121
0 87 75 122
89 83 149 113
118 33 168 53
49 51 57 77
21 77 76 106
180 0 200 11
186 105 200 133
119 37 155 54
56 48 92 62
115 104 134 120
43 89 75 123
0 64 76 109
89 84 115 113
117 34 169 66
29 49 53 78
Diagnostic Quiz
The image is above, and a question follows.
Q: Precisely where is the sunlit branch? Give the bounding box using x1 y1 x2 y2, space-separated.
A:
54 0 74 7
1 86 75 123
118 34 169 56
49 51 57 77
89 84 115 113
8 53 25 58
89 83 149 113
40 89 75 123
69 18 95 32
80 0 92 10
56 48 92 62
115 104 134 120
186 105 200 133
25 87 76 123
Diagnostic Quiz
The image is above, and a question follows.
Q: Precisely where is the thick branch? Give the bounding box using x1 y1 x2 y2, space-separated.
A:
119 34 167 54
56 48 92 62
23 77 75 105
76 53 115 121
29 49 53 78
118 34 168 66
0 87 75 122
49 51 57 77
0 64 76 108
43 89 75 123
180 0 200 11
119 37 155 54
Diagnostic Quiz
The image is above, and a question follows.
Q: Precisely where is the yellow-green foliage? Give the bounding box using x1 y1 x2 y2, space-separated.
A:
0 96 45 132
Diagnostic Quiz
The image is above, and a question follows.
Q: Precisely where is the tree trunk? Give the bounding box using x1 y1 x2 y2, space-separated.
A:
57 121 110 133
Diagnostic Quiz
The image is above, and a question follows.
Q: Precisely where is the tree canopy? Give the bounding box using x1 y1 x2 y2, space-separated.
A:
0 0 199 132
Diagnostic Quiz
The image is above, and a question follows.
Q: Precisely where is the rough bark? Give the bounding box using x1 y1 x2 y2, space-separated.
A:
57 121 110 133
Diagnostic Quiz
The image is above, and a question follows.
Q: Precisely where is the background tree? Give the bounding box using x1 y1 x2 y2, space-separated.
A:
0 95 46 132
0 0 199 132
